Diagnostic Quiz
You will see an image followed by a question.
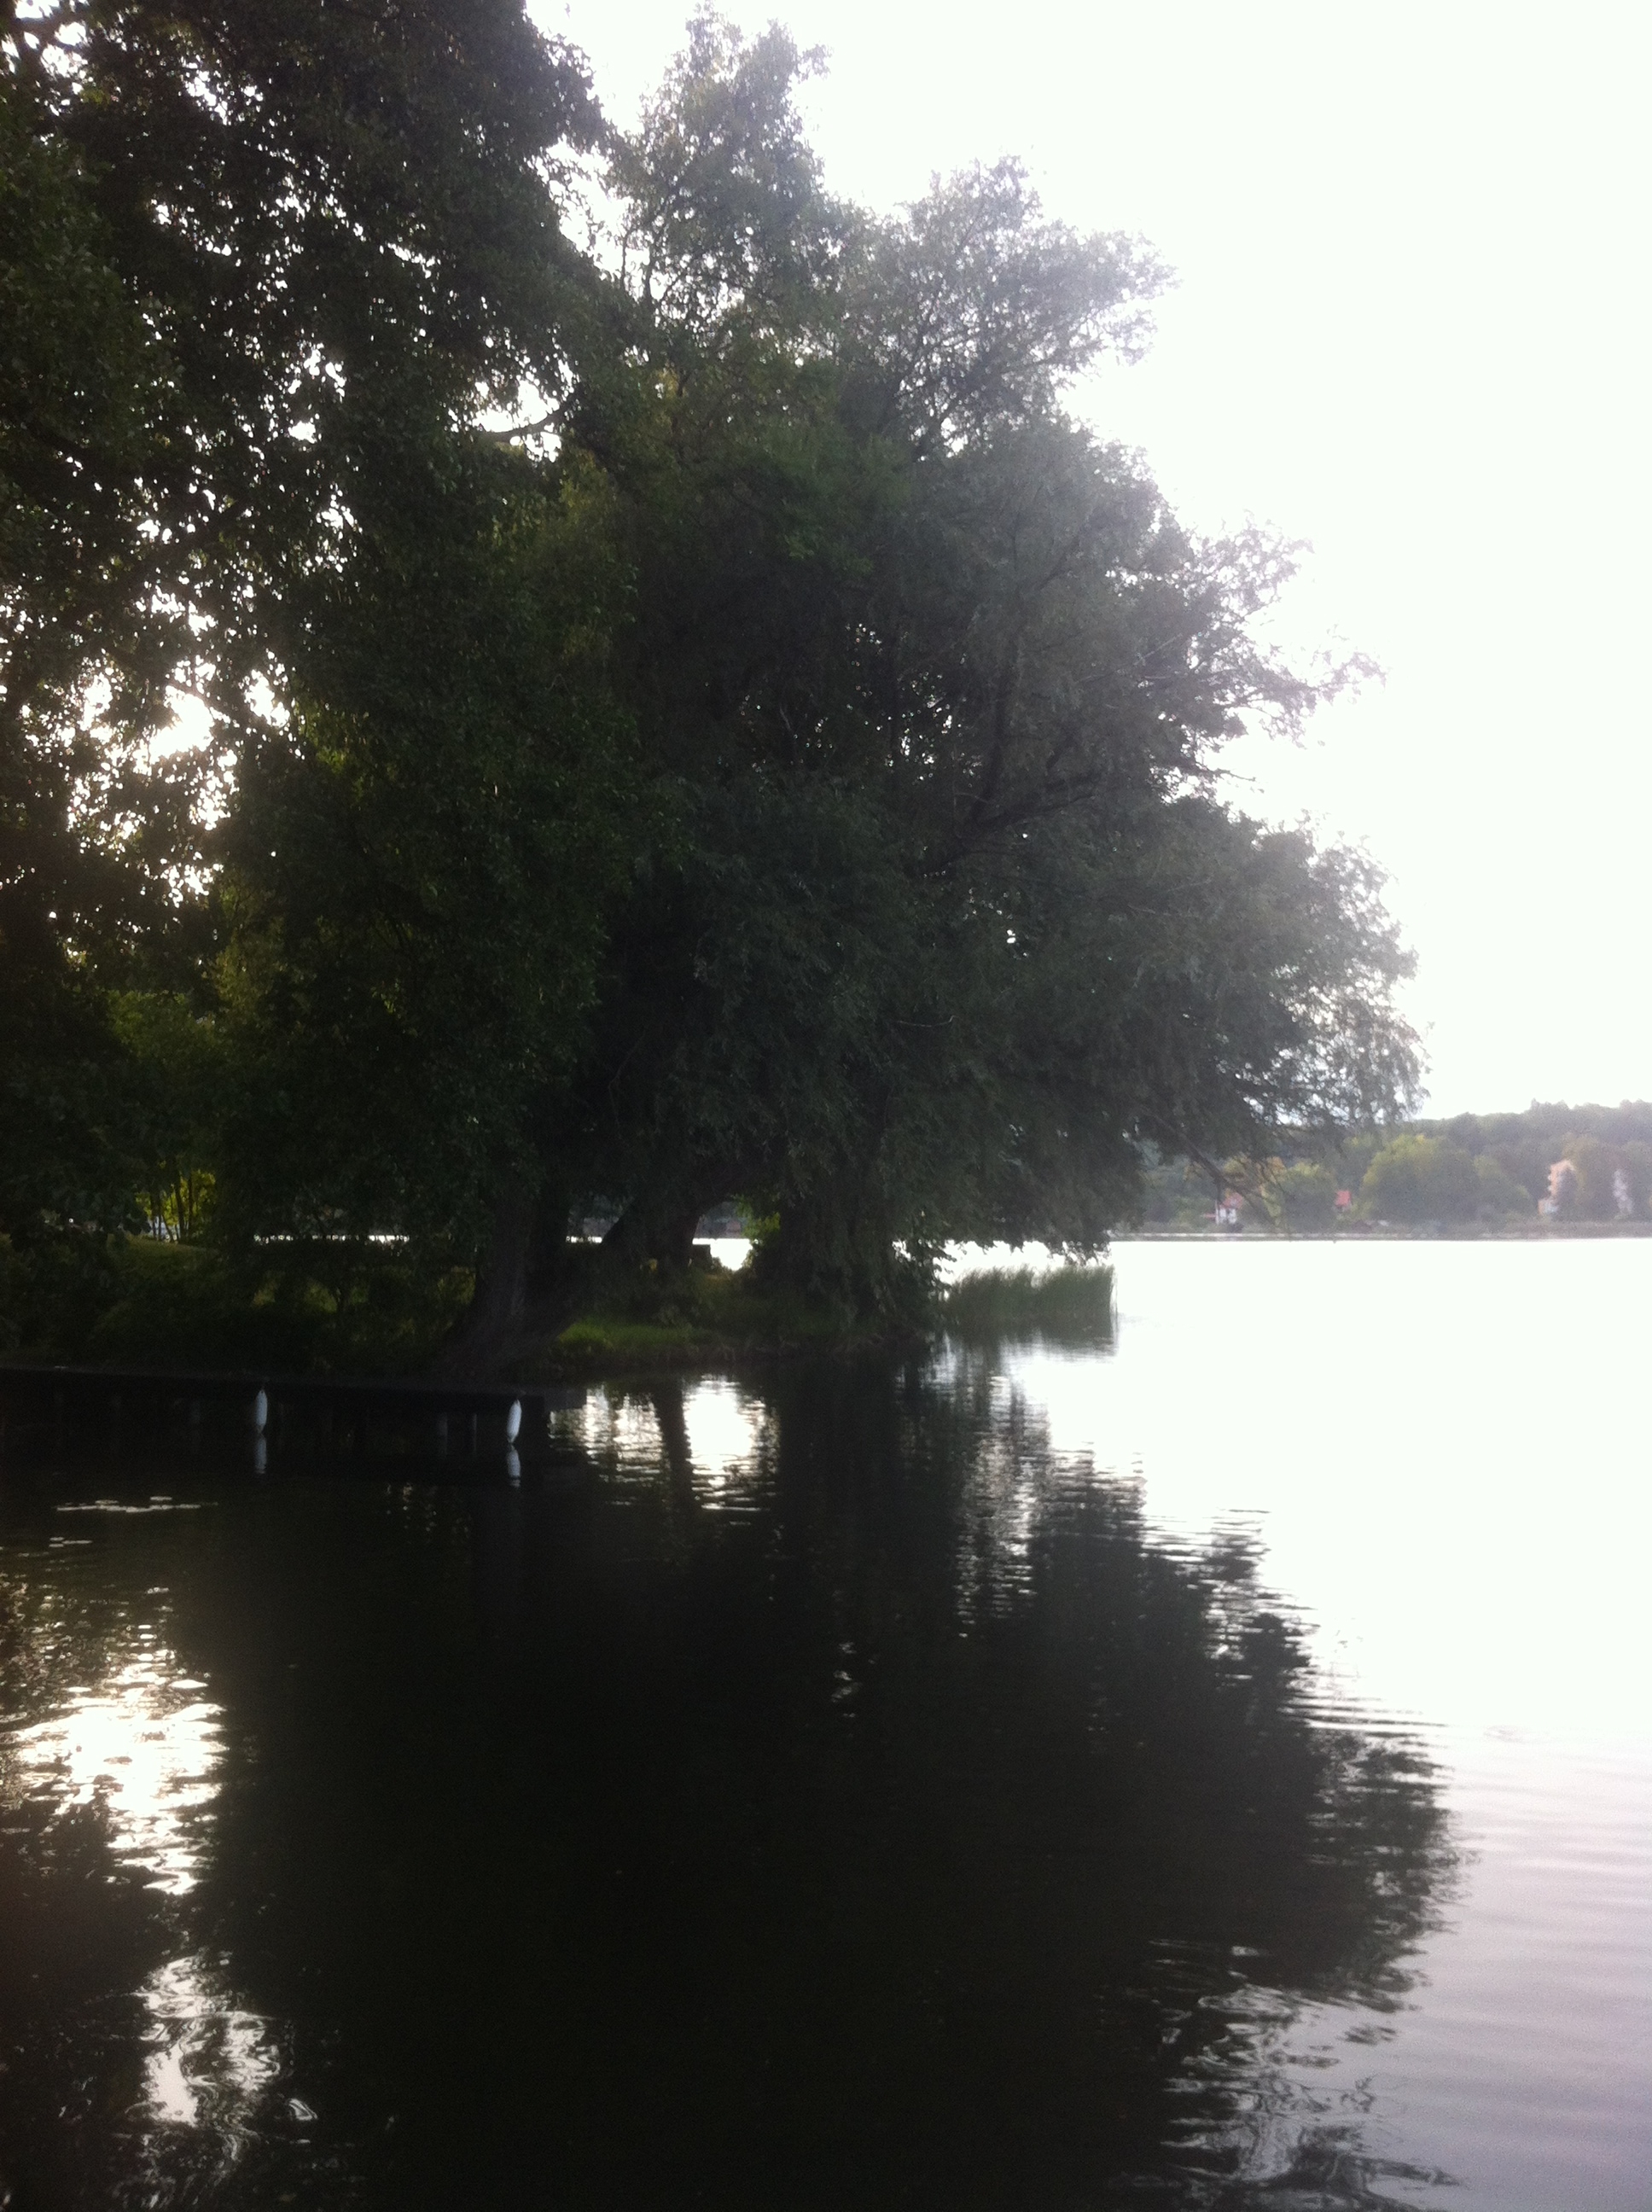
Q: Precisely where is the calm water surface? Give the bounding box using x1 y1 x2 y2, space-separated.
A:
2 1240 1648 2208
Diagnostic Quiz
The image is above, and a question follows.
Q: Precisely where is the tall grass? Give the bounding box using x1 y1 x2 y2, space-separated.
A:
939 1262 1114 1340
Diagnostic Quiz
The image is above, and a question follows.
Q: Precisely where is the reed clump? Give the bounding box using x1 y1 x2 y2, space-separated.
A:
939 1263 1115 1340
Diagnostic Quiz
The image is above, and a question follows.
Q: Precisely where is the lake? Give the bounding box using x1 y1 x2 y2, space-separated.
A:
2 1240 1648 2208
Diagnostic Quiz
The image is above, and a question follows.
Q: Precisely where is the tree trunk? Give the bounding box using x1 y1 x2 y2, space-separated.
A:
439 1180 591 1377
602 1196 707 1272
435 1186 532 1377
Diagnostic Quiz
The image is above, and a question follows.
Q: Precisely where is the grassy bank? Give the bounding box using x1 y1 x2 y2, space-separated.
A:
1 1237 1120 1379
540 1266 916 1376
0 1233 473 1374
0 1235 928 1378
555 1260 1118 1372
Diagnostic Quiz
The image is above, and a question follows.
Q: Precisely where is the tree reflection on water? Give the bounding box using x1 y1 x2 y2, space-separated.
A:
0 1353 1456 2209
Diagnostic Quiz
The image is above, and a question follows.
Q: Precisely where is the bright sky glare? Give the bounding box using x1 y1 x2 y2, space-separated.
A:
548 0 1652 1116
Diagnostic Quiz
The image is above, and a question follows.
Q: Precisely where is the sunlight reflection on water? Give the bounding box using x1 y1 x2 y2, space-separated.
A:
8 1656 221 1895
0 1505 292 2178
139 1952 283 2132
559 1373 774 1512
6 1520 221 1899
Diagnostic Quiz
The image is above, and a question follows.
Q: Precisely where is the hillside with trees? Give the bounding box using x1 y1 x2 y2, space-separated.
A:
3 4 1422 1366
1139 1103 1652 1231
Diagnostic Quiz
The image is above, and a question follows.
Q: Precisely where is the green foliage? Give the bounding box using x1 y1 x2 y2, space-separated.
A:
1137 1154 1218 1226
940 1264 1115 1340
108 994 224 1240
608 14 840 341
1353 1134 1534 1225
1329 1130 1382 1197
0 73 185 1235
0 1228 120 1358
4 4 1428 1362
0 1231 472 1371
553 25 1416 1320
1620 1142 1652 1218
2 0 608 1249
1402 1102 1652 1224
1271 1162 1339 1230
1472 1153 1533 1220
213 445 635 1251
1358 1135 1480 1224
550 1262 886 1372
1556 1133 1616 1220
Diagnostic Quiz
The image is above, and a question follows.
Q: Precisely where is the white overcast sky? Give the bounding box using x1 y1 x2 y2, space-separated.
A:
544 0 1650 1115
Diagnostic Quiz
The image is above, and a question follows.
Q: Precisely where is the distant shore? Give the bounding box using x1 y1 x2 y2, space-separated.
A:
1125 1220 1652 1242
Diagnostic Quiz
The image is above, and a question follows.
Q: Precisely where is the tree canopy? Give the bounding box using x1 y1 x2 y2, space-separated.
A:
3 0 609 1239
3 5 1422 1359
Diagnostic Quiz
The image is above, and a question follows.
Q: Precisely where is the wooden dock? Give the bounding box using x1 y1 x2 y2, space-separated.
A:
0 1362 585 1459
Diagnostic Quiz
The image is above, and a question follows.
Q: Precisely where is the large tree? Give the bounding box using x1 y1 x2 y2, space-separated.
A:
517 19 1416 1325
5 4 1420 1360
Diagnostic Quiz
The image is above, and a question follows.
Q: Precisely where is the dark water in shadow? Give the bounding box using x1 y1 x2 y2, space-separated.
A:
2 1353 1460 2209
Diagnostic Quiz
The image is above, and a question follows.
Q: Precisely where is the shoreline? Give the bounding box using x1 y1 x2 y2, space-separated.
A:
1120 1221 1652 1242
6 1231 1645 1397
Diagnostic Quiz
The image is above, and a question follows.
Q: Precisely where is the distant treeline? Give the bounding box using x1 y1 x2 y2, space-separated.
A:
1141 1102 1652 1230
